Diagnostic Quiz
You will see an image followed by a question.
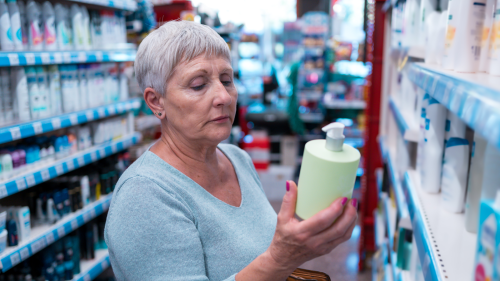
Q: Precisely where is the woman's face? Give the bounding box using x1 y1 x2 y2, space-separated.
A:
162 55 237 145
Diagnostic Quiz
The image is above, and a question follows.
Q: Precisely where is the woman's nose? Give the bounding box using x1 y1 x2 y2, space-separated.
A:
213 81 233 107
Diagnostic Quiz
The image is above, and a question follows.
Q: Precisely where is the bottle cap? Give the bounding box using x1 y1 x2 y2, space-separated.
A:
322 122 345 152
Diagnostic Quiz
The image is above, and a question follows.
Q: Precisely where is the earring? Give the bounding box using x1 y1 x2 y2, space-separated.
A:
157 112 162 117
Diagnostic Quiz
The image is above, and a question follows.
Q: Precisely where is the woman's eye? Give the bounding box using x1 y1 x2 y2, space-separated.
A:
222 81 232 86
191 84 206 91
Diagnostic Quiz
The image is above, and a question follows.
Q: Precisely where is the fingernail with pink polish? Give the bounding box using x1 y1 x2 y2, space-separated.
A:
286 181 290 192
352 199 358 207
341 197 348 206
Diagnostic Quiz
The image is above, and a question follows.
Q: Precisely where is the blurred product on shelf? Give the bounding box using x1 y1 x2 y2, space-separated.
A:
0 212 109 280
0 115 133 182
0 63 130 126
0 0 128 52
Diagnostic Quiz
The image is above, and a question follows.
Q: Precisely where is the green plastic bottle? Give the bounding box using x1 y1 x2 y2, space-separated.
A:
296 122 360 219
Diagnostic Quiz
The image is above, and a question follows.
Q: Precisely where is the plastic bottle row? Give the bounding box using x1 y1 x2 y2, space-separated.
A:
393 0 500 75
416 92 500 233
0 62 130 126
0 115 133 182
2 213 109 281
0 0 127 52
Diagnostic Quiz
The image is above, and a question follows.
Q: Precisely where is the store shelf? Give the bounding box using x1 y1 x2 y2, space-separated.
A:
0 49 136 67
0 98 141 145
391 46 425 60
0 194 112 272
374 209 385 248
378 136 388 162
72 249 110 281
390 251 399 281
69 0 136 10
382 193 397 251
407 62 500 150
323 99 367 109
403 170 476 281
0 132 142 199
385 141 410 220
299 113 324 123
388 97 419 142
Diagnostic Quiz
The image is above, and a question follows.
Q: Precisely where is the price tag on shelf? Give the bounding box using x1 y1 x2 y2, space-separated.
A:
66 160 75 171
7 54 19 66
53 53 62 64
96 51 103 62
108 106 116 115
77 157 85 167
30 238 46 254
41 169 50 181
97 108 106 118
116 103 124 112
57 227 65 237
9 127 21 141
16 178 27 191
99 148 106 158
32 122 43 134
51 118 61 130
90 151 97 162
90 209 96 218
71 219 78 230
84 274 91 281
101 260 109 270
69 114 78 125
25 53 35 65
26 174 36 187
0 185 7 198
10 253 21 267
41 53 50 64
55 164 64 175
20 247 29 261
124 103 131 110
45 232 55 244
83 212 91 222
111 143 117 153
63 52 72 63
78 52 87 62
85 111 94 121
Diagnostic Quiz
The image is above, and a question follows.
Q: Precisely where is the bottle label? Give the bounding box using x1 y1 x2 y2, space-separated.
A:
0 13 13 50
10 13 22 47
30 20 43 47
471 2 487 61
490 10 500 60
44 17 56 46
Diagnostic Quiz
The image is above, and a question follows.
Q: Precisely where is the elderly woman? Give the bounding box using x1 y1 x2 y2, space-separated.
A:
105 20 358 281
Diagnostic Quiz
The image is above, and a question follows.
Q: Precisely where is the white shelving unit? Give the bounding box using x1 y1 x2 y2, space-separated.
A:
0 194 112 271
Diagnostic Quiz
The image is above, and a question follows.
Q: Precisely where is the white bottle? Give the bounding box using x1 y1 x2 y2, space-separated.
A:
26 0 42 50
26 67 41 119
454 0 487 72
35 66 49 117
70 65 80 111
419 0 437 45
59 65 71 113
77 64 88 109
465 134 488 233
80 6 90 49
47 65 62 115
7 0 23 50
441 0 461 69
11 67 30 122
54 4 69 50
489 1 500 75
0 86 5 125
417 92 429 177
42 1 56 50
478 0 496 72
440 112 470 213
0 68 14 124
0 0 14 51
119 62 129 101
18 0 26 49
479 143 500 200
70 4 83 49
422 97 447 193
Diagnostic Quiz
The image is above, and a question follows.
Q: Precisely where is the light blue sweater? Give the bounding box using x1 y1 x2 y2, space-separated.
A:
105 144 278 281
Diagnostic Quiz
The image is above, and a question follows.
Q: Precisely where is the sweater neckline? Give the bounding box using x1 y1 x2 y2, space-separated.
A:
146 144 245 209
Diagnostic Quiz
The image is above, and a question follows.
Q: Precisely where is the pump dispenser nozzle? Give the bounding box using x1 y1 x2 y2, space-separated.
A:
322 122 345 152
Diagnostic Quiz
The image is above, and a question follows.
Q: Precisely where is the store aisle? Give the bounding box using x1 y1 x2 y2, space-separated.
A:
269 201 371 281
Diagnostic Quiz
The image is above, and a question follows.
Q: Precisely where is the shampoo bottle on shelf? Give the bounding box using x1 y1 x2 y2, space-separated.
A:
42 1 56 50
0 0 14 51
489 0 500 75
479 0 496 72
465 134 488 233
11 66 30 122
441 0 461 70
26 0 42 51
48 65 62 116
54 4 69 50
18 0 27 49
296 122 360 220
7 0 23 50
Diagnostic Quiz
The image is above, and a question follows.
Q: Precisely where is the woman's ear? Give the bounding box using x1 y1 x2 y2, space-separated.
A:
144 87 165 119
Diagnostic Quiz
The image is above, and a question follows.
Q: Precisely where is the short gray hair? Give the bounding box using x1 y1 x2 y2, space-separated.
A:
135 20 231 95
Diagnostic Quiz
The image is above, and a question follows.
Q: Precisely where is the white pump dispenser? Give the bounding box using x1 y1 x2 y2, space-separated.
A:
322 122 345 152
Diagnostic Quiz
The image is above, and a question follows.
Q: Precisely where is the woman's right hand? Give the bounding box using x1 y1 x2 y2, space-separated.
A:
266 180 358 273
